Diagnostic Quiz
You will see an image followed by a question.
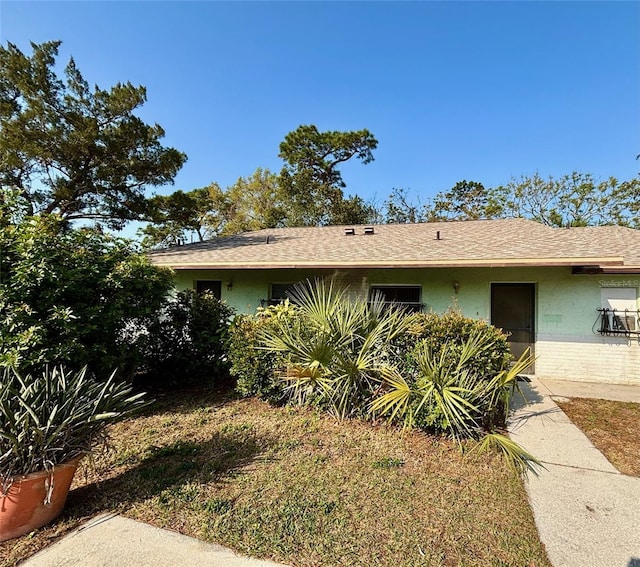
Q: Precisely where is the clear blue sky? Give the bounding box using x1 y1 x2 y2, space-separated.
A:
2 1 639 215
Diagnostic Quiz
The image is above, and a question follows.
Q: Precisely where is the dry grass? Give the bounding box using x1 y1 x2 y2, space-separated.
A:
555 397 640 477
1 390 550 567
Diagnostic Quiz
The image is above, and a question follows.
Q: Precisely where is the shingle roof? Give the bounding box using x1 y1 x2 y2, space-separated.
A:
149 218 640 272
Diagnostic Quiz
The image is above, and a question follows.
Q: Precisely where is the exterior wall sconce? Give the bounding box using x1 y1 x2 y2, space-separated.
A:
226 281 233 291
453 281 460 294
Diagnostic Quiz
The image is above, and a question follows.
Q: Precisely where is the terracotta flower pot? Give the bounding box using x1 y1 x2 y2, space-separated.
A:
0 457 82 542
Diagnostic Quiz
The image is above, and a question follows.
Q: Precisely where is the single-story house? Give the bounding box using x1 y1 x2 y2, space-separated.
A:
150 218 640 386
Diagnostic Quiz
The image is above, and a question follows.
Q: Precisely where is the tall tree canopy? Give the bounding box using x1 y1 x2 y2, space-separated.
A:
0 40 186 229
141 183 226 248
497 172 640 228
141 169 285 248
278 124 378 225
383 187 428 224
427 180 503 221
382 182 498 224
142 126 379 248
224 168 285 234
380 173 640 228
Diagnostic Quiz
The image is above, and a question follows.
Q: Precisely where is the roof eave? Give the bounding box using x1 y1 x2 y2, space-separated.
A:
572 265 640 275
153 257 625 270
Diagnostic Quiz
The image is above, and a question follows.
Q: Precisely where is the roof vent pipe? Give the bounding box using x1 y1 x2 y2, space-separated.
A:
344 228 355 236
435 231 441 240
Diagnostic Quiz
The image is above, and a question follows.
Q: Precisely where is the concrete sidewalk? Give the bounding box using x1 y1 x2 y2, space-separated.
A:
509 378 640 567
538 377 640 404
20 513 288 567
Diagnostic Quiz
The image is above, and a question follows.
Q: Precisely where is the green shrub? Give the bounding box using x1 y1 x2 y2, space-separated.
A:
137 289 235 390
0 216 173 379
394 310 512 381
232 282 538 472
228 302 294 403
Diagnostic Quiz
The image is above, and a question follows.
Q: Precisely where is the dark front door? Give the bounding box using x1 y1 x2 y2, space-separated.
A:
491 283 535 372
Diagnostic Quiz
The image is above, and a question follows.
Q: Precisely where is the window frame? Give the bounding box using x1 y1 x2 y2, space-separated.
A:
262 282 299 306
369 284 423 312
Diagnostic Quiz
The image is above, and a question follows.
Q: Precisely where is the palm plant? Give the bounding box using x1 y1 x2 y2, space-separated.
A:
371 334 541 473
371 332 492 436
0 366 147 488
258 279 540 474
258 279 412 420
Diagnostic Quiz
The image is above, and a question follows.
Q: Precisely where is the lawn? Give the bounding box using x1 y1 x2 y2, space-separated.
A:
555 397 640 477
1 390 551 567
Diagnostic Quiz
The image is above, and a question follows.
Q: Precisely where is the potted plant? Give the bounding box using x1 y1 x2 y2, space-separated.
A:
0 366 147 541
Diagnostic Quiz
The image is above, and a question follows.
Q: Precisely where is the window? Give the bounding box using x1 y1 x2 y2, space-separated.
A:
262 283 298 306
195 280 221 299
369 285 422 312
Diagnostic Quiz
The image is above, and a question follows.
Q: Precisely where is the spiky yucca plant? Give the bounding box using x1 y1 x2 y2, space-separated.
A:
0 366 147 487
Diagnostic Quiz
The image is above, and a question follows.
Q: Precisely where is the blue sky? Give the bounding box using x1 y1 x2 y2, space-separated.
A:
2 1 639 219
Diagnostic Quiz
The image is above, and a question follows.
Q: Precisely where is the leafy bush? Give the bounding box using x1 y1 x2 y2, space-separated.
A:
0 366 148 481
394 310 512 381
0 216 174 379
228 302 295 403
254 280 539 473
136 289 235 389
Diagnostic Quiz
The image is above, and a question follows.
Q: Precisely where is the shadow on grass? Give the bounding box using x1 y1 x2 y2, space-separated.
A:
132 385 242 419
65 427 274 518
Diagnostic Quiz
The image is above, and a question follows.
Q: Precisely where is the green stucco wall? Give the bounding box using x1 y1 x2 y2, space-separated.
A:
172 267 639 338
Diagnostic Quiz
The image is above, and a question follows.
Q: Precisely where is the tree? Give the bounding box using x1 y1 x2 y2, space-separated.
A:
329 194 377 225
0 41 186 230
497 172 640 228
223 168 285 234
141 169 286 248
140 183 227 248
426 180 503 221
278 125 378 226
383 187 428 224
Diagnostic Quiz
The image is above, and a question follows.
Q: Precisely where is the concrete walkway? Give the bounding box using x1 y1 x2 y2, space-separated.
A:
538 377 640 404
21 513 288 567
509 377 640 567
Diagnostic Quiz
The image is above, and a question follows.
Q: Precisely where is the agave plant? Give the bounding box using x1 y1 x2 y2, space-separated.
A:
258 278 412 420
0 366 147 486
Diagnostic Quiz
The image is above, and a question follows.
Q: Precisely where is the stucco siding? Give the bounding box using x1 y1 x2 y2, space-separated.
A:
172 266 639 385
